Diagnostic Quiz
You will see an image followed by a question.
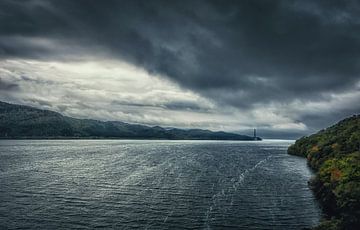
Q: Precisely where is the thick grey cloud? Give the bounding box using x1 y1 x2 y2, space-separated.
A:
0 0 359 137
0 78 19 91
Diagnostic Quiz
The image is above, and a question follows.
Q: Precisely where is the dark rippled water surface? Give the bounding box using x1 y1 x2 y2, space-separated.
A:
0 140 321 229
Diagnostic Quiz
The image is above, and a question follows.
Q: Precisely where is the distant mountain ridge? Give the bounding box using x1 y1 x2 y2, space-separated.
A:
0 101 259 140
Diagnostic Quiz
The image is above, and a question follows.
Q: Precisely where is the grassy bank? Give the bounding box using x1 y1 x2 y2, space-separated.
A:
288 115 360 230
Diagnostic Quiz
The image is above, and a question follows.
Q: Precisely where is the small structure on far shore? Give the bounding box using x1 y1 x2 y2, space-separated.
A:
253 128 261 140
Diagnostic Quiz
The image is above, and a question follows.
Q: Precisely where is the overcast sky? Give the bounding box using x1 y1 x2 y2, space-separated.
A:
0 0 359 138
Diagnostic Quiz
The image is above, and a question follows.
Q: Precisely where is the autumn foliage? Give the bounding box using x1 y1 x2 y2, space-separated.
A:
288 115 360 230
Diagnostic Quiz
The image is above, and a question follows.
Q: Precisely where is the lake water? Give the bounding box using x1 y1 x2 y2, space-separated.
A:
0 140 321 229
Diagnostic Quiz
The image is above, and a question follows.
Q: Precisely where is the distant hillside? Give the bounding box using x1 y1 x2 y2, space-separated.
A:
0 101 259 140
288 115 360 230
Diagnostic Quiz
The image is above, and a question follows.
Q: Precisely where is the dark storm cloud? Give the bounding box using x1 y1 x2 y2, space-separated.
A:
0 78 19 91
0 0 359 133
111 100 210 112
298 98 360 130
163 101 209 112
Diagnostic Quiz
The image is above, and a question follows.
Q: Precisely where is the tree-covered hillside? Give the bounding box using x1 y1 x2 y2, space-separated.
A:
288 115 360 230
0 101 258 140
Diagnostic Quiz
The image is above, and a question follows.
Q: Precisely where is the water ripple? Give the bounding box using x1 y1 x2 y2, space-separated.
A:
0 140 321 229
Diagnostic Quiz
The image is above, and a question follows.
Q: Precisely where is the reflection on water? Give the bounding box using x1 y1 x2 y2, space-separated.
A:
0 140 321 229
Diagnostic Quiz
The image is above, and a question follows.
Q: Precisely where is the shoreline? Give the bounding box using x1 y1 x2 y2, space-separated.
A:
0 137 262 141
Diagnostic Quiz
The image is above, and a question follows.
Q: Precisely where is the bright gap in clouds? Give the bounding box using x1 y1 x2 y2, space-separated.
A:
2 57 353 135
0 58 244 129
0 59 214 126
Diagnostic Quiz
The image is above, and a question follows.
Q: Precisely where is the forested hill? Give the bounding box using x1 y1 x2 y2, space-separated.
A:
0 101 258 140
288 115 360 230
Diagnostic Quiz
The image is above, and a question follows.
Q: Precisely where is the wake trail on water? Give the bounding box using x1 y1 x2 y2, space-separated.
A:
204 154 272 228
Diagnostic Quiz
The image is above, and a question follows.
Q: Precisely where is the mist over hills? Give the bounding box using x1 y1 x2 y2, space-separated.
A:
0 101 259 140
